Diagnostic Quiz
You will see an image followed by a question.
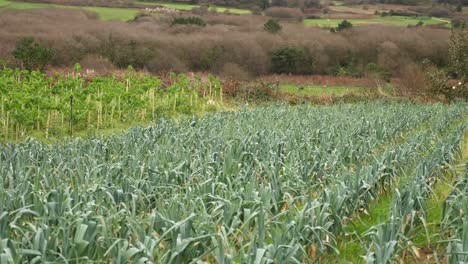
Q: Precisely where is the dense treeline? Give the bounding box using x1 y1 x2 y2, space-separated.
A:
0 9 451 79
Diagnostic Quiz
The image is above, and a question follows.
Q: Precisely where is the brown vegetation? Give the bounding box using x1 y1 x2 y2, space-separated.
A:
0 8 452 79
395 63 427 96
264 7 304 21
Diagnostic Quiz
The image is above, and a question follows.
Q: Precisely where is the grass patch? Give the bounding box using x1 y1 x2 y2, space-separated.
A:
412 129 468 249
280 83 368 97
304 15 450 27
79 6 140 20
0 0 140 20
327 115 464 263
136 1 251 14
331 194 393 263
0 0 53 9
0 0 250 19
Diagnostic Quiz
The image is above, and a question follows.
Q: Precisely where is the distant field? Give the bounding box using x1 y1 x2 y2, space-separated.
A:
80 6 139 20
0 0 251 19
304 15 450 27
0 0 140 20
280 83 369 96
136 1 251 14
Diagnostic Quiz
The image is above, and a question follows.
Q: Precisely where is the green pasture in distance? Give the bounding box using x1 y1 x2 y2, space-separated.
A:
136 1 251 14
0 0 140 20
304 15 450 27
0 0 251 19
80 6 140 20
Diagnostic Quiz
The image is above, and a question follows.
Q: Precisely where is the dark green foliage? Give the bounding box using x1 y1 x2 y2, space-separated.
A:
330 20 353 32
264 19 282 33
270 47 312 74
272 0 287 6
380 9 416 17
171 17 206 27
259 0 269 9
336 20 353 31
230 81 280 102
449 28 468 85
12 37 55 72
304 0 321 8
100 35 152 68
335 50 364 77
426 28 468 101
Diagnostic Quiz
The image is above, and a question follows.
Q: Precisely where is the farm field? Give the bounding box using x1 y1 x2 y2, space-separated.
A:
304 15 450 27
0 102 466 262
0 0 466 261
0 66 224 142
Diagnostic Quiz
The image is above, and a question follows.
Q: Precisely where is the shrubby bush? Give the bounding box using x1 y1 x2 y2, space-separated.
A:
191 6 210 15
397 63 427 95
12 37 55 72
171 16 206 26
79 54 115 74
452 15 468 28
448 28 468 85
336 20 353 31
426 28 468 101
407 6 454 17
264 19 282 33
221 63 250 80
330 20 353 32
270 47 313 74
264 7 304 21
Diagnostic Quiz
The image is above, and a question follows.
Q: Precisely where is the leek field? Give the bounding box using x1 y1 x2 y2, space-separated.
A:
0 102 467 263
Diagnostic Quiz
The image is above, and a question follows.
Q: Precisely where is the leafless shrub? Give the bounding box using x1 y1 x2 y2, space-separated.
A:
191 6 210 16
265 7 304 21
220 63 251 81
396 63 427 96
0 8 453 79
79 53 115 72
408 6 454 18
